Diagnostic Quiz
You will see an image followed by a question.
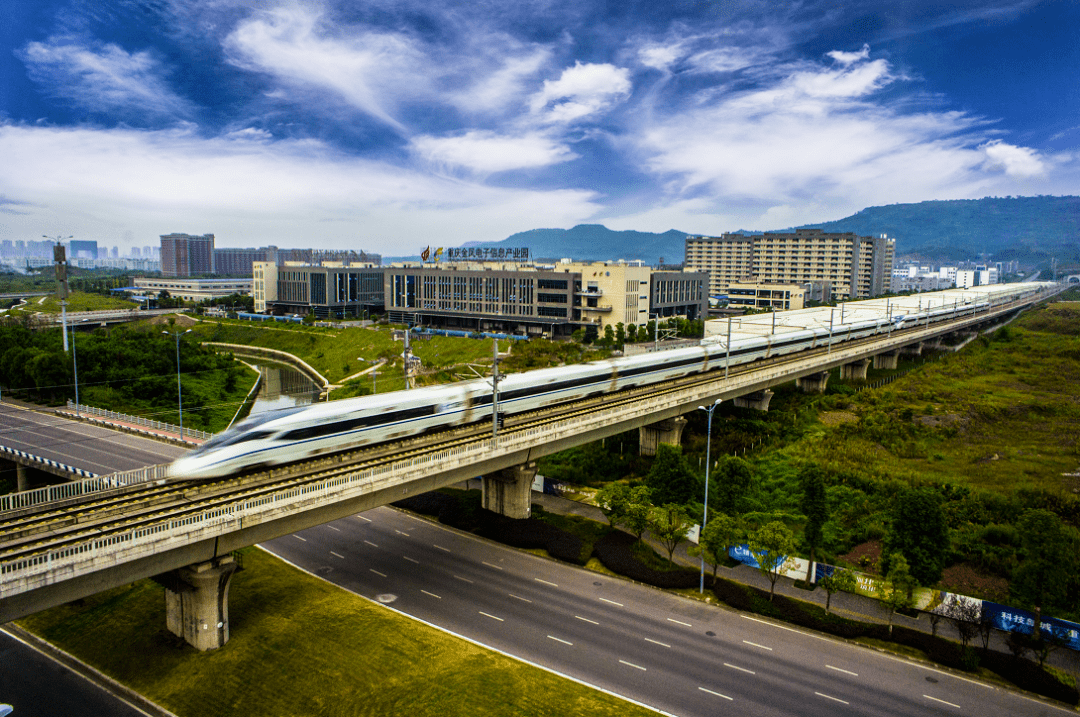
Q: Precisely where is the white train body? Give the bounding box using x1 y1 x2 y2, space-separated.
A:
169 285 1045 479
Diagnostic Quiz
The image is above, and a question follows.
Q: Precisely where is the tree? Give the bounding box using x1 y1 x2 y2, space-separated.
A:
882 553 917 636
799 464 828 584
615 322 626 346
648 503 691 561
595 482 632 525
942 594 980 650
626 324 637 343
645 444 698 507
697 513 743 579
714 456 753 514
1012 509 1073 633
819 568 857 615
603 325 615 345
622 488 653 541
595 483 652 541
749 521 796 601
882 489 948 587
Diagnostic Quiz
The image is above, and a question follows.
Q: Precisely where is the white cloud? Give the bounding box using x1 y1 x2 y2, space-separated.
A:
18 37 193 120
530 62 632 123
827 44 870 66
410 131 576 173
0 124 601 251
224 4 423 131
980 140 1045 178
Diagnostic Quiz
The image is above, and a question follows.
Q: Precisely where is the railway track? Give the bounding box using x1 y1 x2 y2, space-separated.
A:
0 300 1030 566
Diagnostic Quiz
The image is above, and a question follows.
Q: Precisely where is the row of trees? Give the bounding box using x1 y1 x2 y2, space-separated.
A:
575 318 707 347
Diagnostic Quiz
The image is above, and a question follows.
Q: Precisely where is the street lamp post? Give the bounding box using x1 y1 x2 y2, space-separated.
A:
163 329 192 440
697 398 722 593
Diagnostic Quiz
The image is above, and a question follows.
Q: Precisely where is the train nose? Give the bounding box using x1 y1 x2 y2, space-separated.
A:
168 455 210 479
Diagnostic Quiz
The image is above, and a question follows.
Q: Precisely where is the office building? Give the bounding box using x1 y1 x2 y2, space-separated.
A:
725 282 806 311
554 261 653 330
685 229 895 300
255 261 385 318
648 270 708 321
133 277 252 301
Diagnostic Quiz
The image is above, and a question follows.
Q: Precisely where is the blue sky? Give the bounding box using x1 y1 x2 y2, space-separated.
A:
1 0 1078 254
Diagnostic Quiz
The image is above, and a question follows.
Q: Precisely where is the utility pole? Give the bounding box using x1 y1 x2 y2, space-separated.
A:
45 236 72 352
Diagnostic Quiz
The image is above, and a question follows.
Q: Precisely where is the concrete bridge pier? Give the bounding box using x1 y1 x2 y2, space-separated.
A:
638 416 688 456
840 359 871 382
482 462 537 519
900 342 924 357
163 556 237 651
16 463 29 492
733 390 774 411
873 351 899 369
795 371 830 394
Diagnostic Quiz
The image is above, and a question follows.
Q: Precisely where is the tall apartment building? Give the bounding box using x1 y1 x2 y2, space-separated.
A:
685 229 894 300
160 233 214 277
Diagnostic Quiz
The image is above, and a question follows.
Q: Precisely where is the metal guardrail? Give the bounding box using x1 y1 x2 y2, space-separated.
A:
65 401 212 441
0 290 1058 593
0 463 171 513
0 444 98 482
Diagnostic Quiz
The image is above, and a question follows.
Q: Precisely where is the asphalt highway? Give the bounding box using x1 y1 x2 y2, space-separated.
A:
264 507 1068 717
0 402 186 475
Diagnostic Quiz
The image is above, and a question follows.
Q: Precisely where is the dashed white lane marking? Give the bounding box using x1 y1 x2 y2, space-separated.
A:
667 618 692 627
403 556 419 564
742 640 772 651
574 616 599 625
330 551 344 559
433 544 451 553
509 594 532 603
395 530 410 537
924 695 961 709
619 660 646 671
548 635 573 646
482 561 503 570
698 687 733 701
453 575 473 583
724 663 755 675
826 665 858 677
479 611 504 622
599 597 623 606
421 590 441 599
363 540 378 548
356 515 372 522
327 525 341 532
534 578 558 587
644 637 671 648
293 535 307 542
815 692 849 705
369 569 387 577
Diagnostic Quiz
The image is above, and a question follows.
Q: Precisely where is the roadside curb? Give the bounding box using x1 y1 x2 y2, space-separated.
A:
2 625 177 717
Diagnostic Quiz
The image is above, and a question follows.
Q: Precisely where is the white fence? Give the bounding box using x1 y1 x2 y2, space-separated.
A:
0 463 172 513
65 401 213 441
1 293 1054 595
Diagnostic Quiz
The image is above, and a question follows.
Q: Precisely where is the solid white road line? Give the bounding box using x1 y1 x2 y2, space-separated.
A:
363 540 378 548
599 597 623 606
369 569 387 577
548 635 573 646
826 665 859 677
724 663 755 675
815 692 849 705
482 561 504 570
924 695 961 709
743 640 773 651
667 618 692 627
330 551 344 559
698 687 733 701
293 535 307 542
421 590 441 599
534 578 558 587
327 525 341 532
453 575 473 583
479 611 504 622
433 544 451 553
395 530 410 537
356 515 372 522
644 638 671 648
575 616 599 625
619 660 646 671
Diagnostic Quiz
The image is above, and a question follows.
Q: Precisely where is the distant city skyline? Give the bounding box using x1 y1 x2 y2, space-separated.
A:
2 0 1078 253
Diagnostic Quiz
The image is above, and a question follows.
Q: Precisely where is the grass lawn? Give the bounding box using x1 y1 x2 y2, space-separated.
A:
8 291 139 314
17 547 656 717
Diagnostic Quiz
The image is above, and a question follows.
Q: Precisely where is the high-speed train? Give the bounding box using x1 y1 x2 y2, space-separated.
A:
168 285 1045 479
